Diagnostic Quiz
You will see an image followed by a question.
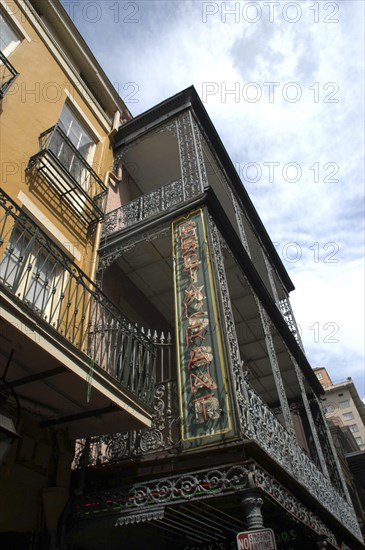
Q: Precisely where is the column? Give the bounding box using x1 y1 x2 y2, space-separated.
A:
241 489 264 530
176 111 208 200
291 356 329 477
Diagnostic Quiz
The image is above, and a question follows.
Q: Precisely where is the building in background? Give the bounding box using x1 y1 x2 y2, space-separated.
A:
68 88 364 550
327 417 365 538
314 368 365 452
0 1 155 548
314 367 365 538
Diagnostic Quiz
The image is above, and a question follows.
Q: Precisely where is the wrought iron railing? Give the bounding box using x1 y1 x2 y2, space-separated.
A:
27 125 106 225
74 380 179 468
0 190 156 405
73 331 178 467
235 372 361 539
102 178 184 237
0 50 18 98
72 461 342 549
73 374 361 538
73 462 251 520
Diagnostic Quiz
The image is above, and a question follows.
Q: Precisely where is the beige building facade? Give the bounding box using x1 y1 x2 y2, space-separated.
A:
314 368 365 451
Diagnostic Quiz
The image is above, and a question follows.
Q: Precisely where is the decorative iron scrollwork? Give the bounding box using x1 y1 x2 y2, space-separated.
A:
73 463 250 519
73 377 180 468
252 466 339 547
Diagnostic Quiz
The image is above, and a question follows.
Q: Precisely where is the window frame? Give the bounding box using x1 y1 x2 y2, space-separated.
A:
0 11 20 56
349 424 359 433
59 102 97 216
0 3 31 57
58 102 97 167
54 101 98 195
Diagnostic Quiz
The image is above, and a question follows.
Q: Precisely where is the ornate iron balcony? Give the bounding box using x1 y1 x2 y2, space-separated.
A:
0 190 156 406
102 178 184 237
73 331 178 468
73 351 361 539
74 376 361 540
27 125 106 226
0 50 18 99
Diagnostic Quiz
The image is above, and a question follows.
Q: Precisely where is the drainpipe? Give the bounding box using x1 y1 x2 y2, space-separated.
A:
89 170 112 284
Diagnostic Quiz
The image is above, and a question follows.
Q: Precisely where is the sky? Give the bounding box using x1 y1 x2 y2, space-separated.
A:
61 0 364 398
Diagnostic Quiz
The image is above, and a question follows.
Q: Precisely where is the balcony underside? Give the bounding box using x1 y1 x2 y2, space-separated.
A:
0 291 152 438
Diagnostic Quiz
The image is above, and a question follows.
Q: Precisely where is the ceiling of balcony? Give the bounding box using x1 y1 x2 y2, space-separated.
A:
223 250 306 405
111 232 175 334
122 130 181 196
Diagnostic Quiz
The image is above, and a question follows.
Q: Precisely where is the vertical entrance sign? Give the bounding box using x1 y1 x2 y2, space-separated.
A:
173 209 233 446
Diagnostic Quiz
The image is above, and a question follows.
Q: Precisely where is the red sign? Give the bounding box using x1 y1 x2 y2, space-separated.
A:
237 529 277 550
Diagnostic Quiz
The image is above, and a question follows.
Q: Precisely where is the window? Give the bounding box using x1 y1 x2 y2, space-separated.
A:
355 437 363 445
316 372 323 380
44 102 98 217
47 102 97 216
0 225 61 318
342 412 354 421
324 404 335 414
339 400 350 409
349 424 359 433
0 11 21 56
57 102 96 184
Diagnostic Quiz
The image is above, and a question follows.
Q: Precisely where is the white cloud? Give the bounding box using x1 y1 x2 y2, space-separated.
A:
64 0 364 396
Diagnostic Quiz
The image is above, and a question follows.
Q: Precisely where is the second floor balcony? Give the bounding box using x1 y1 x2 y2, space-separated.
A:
0 50 18 99
103 178 185 237
0 190 156 437
27 125 106 226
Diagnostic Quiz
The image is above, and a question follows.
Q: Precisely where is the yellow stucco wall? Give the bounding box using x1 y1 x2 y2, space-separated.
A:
0 0 114 278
